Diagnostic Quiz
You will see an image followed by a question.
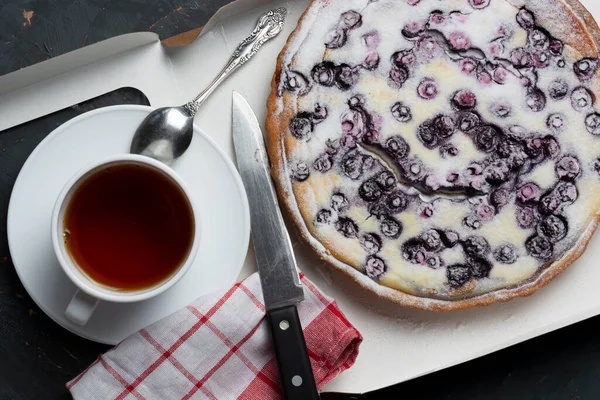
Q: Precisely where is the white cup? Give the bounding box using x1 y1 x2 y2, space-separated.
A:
51 154 201 326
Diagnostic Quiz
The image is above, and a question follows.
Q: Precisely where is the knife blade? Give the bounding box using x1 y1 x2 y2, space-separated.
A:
232 91 320 400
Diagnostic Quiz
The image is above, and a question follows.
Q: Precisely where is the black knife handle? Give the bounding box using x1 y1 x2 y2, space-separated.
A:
267 305 320 400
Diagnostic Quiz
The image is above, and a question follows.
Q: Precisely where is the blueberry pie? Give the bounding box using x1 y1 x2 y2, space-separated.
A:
266 0 600 310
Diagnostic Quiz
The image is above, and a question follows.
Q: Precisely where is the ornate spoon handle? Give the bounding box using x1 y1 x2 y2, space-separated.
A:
184 7 287 116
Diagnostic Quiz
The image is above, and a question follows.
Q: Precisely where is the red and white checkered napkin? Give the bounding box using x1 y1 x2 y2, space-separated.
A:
67 272 362 399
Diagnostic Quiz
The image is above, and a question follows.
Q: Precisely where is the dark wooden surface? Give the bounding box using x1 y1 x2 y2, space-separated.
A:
1 1 600 399
0 0 225 75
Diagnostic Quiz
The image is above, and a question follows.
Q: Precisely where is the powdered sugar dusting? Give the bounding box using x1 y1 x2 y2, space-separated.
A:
268 0 600 308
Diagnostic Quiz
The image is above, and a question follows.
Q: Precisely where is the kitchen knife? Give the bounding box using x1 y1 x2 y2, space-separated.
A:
232 91 320 400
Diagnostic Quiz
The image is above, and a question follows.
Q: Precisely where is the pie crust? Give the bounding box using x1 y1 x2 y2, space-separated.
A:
266 0 600 310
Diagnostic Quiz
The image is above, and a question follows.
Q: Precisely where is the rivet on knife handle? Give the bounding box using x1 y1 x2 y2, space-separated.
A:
268 305 320 400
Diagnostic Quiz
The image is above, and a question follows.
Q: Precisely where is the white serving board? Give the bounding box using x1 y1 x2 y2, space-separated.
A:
2 0 600 394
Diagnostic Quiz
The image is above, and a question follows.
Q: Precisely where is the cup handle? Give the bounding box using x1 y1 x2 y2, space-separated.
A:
65 290 100 326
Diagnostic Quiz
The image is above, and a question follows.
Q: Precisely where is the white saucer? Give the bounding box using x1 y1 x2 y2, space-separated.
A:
7 105 250 345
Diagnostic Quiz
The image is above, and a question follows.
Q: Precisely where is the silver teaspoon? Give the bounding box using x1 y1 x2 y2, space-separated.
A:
130 7 287 165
